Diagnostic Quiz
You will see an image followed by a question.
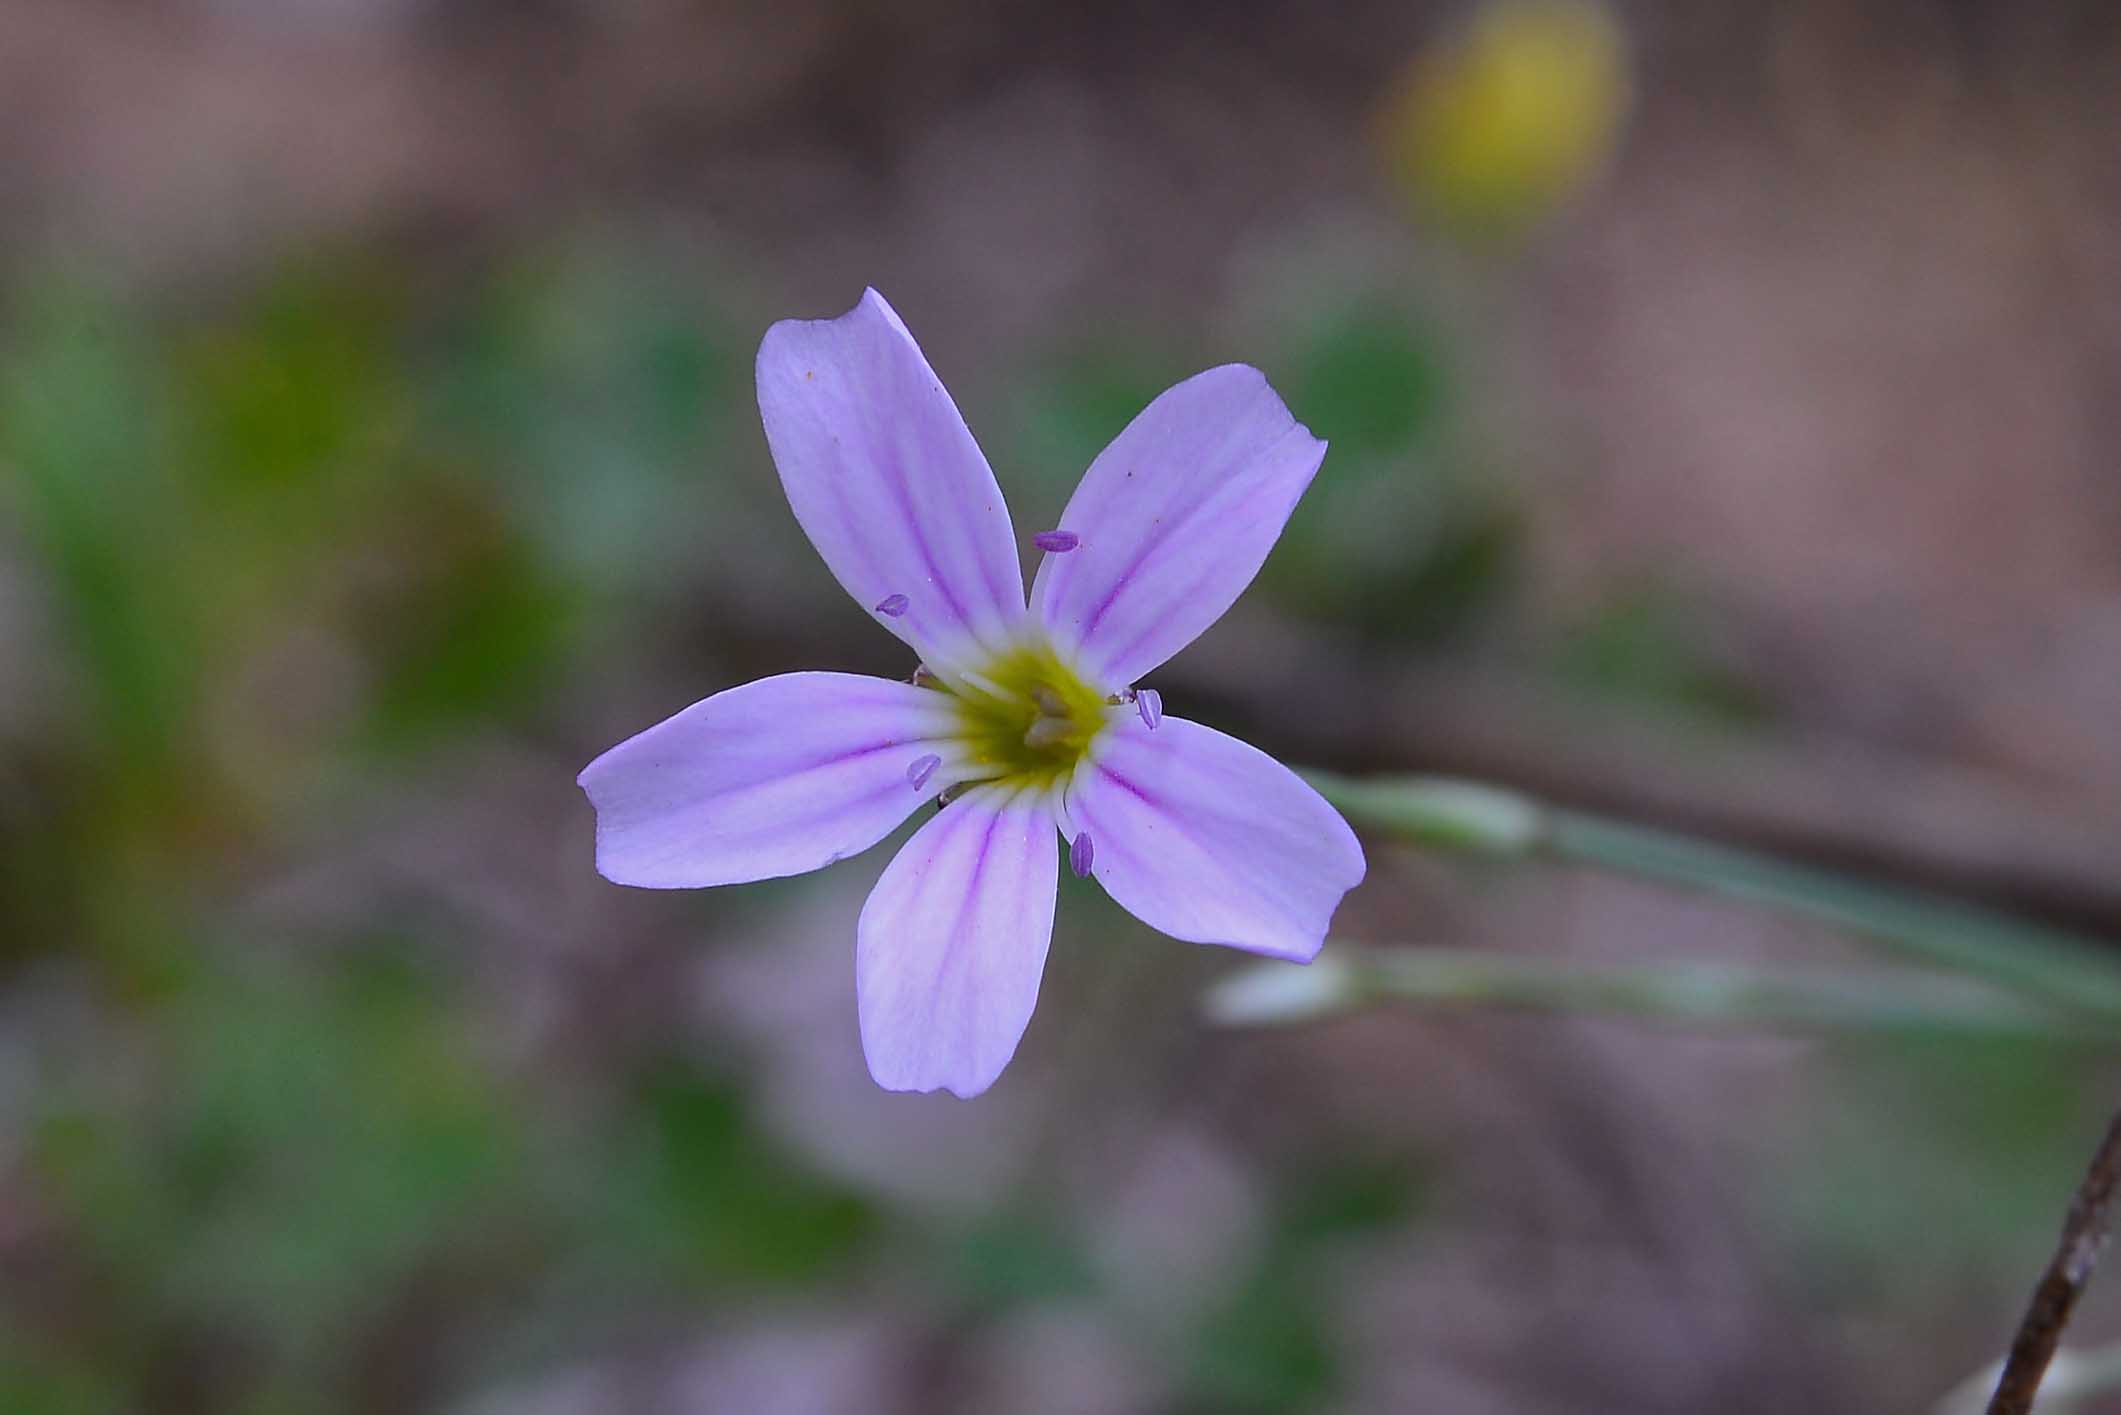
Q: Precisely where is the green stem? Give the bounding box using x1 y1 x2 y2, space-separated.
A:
1303 771 2121 1021
1205 946 2116 1046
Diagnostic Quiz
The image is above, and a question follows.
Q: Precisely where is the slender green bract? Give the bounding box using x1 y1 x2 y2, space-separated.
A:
1297 770 2121 1024
1207 945 2119 1046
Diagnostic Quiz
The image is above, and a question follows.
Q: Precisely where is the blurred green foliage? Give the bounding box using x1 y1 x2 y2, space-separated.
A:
17 946 878 1412
613 1066 879 1288
1776 1035 2105 1308
1185 1157 1424 1413
1264 303 1518 643
423 250 748 594
947 1211 1101 1309
0 250 868 1410
1554 583 1771 726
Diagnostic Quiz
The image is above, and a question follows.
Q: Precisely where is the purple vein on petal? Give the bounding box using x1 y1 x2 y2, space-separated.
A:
787 737 914 775
879 452 971 627
1074 513 1180 643
1057 424 1312 661
701 769 929 863
1092 760 1160 808
1086 542 1266 678
934 796 1009 1011
699 733 946 800
1092 532 1225 648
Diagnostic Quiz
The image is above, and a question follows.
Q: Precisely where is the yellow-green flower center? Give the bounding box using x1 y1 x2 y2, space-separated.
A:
946 641 1113 789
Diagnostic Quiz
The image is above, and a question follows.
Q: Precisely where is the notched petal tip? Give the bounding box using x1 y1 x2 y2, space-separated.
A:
756 286 1026 674
1269 929 1330 966
1342 826 1369 888
867 1067 998 1101
857 285 909 330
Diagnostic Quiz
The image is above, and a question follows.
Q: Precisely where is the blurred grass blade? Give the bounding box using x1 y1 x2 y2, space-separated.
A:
1206 946 2121 1046
1305 771 2121 1021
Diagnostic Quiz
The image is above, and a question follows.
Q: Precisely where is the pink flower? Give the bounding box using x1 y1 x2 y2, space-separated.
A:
579 291 1365 1097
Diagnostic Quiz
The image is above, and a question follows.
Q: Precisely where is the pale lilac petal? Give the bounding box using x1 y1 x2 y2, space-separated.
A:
1066 716 1364 961
1030 365 1325 687
857 785 1059 1098
578 671 958 888
757 290 1025 676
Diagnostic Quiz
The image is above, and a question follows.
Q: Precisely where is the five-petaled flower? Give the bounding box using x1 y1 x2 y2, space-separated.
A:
578 290 1365 1097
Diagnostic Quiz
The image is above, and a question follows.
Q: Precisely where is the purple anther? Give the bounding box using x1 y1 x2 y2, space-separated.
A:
906 754 941 790
1135 687 1163 731
1033 530 1080 553
1069 831 1095 878
874 593 910 617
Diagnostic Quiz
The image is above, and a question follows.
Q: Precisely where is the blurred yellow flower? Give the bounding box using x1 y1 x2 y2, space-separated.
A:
1380 0 1632 242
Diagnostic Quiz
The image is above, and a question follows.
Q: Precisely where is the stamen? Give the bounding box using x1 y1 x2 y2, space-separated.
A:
906 753 941 790
1023 716 1072 750
910 665 941 689
1070 831 1095 878
1033 530 1080 553
874 593 909 617
956 666 1007 700
1030 683 1068 717
1135 687 1163 730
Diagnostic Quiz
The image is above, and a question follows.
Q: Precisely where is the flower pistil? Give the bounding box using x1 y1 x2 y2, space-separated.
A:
928 639 1117 793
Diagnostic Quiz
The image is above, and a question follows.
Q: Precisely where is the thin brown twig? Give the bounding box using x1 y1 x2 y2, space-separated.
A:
1988 1110 2121 1415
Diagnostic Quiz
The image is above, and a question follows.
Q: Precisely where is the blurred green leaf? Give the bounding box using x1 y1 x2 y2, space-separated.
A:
948 1212 1099 1308
613 1065 878 1287
0 1344 119 1415
173 264 409 505
352 479 576 748
1554 585 1769 725
1291 309 1448 460
1011 348 1186 510
1189 1272 1338 1414
1251 300 1519 643
421 250 743 592
1264 459 1519 644
1775 1035 2102 1308
27 949 531 1408
1280 1157 1426 1245
0 282 200 780
1184 1156 1423 1413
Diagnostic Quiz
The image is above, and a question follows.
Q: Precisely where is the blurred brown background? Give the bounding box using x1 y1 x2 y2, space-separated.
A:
3 1 2120 1411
